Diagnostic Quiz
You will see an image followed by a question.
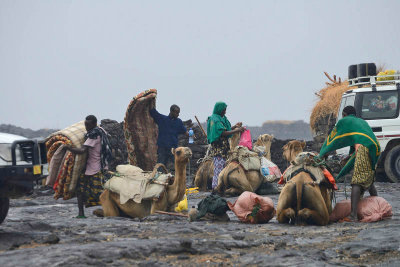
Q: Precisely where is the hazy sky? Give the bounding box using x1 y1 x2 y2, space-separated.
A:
1 0 400 130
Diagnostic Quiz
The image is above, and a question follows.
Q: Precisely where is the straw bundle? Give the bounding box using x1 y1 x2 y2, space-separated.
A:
310 73 350 133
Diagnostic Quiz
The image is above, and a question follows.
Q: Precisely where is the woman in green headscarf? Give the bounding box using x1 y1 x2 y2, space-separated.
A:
319 106 381 221
207 102 244 189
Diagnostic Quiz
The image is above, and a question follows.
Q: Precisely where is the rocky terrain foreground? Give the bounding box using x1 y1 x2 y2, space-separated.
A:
0 183 399 266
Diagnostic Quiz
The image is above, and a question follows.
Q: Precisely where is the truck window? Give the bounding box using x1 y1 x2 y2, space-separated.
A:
337 95 356 120
0 143 24 163
359 91 399 120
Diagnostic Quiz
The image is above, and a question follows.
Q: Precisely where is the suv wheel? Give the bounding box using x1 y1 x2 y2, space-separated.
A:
0 197 10 224
384 145 400 183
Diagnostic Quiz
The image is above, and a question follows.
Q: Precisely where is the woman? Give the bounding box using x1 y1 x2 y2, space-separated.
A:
207 102 244 189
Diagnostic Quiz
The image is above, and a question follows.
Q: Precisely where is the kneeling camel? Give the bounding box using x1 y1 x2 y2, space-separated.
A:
99 147 192 219
276 140 332 225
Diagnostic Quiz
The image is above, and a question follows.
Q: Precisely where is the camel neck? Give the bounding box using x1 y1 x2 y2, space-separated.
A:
168 160 187 204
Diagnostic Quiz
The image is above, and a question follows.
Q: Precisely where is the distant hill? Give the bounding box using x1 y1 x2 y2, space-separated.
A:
0 124 58 139
200 120 313 141
249 120 313 141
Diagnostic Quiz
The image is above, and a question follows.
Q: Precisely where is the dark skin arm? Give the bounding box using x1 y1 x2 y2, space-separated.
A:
221 125 245 136
65 145 88 155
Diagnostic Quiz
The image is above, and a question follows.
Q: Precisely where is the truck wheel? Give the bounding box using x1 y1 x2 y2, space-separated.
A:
384 145 400 183
0 197 10 224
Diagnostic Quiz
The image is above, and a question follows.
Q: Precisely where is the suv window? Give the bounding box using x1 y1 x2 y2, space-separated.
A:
0 143 24 163
358 91 399 120
337 95 356 120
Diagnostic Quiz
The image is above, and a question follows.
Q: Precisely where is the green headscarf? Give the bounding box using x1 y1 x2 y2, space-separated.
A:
319 115 381 179
207 102 232 144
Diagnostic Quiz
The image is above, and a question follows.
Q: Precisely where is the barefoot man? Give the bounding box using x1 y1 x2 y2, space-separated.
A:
318 106 380 221
65 115 112 218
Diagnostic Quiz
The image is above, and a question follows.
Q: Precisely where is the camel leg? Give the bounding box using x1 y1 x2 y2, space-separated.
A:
151 192 168 213
100 190 120 217
276 183 296 224
298 185 330 225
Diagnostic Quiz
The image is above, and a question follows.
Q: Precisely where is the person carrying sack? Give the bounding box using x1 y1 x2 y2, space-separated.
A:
65 115 113 218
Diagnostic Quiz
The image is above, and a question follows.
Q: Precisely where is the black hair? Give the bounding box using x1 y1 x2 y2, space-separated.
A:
170 104 180 112
342 106 356 116
85 115 97 125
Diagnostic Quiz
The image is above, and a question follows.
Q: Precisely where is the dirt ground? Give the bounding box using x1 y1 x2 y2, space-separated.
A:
0 182 399 266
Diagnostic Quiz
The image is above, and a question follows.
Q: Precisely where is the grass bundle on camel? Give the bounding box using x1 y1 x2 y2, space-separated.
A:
310 73 350 138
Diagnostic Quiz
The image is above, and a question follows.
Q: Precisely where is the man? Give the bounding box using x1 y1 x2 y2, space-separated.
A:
150 104 187 168
319 106 380 221
66 115 112 218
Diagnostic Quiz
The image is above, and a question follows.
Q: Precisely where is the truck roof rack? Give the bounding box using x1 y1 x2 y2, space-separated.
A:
348 74 400 87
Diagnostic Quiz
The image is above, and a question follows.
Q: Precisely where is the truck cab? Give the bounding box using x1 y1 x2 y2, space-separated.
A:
0 133 47 223
337 72 400 182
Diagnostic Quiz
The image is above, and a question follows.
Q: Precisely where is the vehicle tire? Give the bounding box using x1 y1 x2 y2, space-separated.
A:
0 197 10 224
384 145 400 183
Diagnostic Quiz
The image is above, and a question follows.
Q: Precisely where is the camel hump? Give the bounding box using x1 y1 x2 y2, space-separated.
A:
151 163 168 176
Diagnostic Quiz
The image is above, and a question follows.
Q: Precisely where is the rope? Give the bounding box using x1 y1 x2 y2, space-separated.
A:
197 144 212 164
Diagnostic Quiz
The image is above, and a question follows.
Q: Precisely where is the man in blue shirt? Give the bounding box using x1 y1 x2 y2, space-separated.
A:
150 104 187 168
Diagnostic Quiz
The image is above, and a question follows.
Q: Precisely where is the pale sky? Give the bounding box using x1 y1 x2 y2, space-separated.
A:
1 0 399 130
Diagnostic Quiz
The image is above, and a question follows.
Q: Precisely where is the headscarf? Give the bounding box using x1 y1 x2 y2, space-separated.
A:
85 126 113 171
207 102 232 144
318 115 380 179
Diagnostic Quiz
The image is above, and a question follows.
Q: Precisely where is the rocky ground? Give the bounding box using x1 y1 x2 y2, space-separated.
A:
0 182 399 267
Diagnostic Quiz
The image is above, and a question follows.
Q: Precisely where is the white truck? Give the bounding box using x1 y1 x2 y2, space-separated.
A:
0 133 47 223
337 66 400 182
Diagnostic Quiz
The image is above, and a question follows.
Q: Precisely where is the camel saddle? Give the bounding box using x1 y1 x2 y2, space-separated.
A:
104 164 172 204
281 152 327 185
229 146 261 171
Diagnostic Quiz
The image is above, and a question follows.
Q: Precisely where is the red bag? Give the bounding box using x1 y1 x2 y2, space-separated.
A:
329 199 351 222
358 196 392 222
238 129 252 150
329 196 392 223
228 191 275 224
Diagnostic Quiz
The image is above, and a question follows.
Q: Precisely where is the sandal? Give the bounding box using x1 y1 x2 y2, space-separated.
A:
339 216 355 222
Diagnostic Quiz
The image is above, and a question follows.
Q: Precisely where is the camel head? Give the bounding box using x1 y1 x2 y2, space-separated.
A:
254 134 274 147
171 147 192 164
283 140 306 163
229 132 241 151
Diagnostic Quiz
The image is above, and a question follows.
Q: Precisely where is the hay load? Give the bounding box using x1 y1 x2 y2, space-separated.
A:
310 72 351 149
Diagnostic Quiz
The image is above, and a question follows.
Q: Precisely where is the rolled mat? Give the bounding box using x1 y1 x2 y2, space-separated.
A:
46 121 87 200
124 89 158 171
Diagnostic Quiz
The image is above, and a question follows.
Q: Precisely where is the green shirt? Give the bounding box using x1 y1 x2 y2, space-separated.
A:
319 115 380 179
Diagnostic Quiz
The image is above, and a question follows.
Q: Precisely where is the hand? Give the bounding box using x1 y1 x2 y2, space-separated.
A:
234 122 242 128
237 126 245 133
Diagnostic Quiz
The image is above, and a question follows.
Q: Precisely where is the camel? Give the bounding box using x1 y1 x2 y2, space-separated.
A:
276 140 332 225
253 134 274 160
98 147 192 219
282 140 306 163
213 134 275 196
193 132 241 191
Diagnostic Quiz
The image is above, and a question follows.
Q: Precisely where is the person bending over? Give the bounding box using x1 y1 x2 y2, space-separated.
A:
318 106 380 221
